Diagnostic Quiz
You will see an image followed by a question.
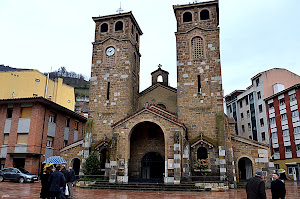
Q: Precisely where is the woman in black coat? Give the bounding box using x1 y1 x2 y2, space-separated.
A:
40 167 52 199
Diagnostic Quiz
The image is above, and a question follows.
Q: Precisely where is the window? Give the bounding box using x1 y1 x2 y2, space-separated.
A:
115 21 123 31
46 137 53 148
4 134 9 145
132 53 137 74
292 110 299 118
288 167 293 175
49 112 56 123
248 123 251 131
200 9 210 20
294 126 300 134
107 82 110 100
242 125 245 132
240 101 243 108
35 78 40 82
197 147 208 160
75 121 79 130
100 23 108 32
7 108 13 118
289 93 296 102
65 118 70 127
285 146 291 153
191 36 204 60
241 113 244 120
279 98 285 106
274 164 280 170
183 12 192 22
281 113 287 121
20 107 32 118
197 75 201 93
245 97 249 105
136 33 139 43
257 91 261 100
247 110 250 118
296 144 300 151
17 134 28 144
157 104 166 109
131 25 134 35
63 140 68 147
274 148 279 154
283 129 289 137
261 132 265 141
270 117 276 124
272 131 278 138
259 104 263 113
269 102 274 109
260 118 264 127
229 105 232 113
256 78 260 87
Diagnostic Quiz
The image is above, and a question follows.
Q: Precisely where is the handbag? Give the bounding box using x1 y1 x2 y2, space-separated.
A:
65 184 69 196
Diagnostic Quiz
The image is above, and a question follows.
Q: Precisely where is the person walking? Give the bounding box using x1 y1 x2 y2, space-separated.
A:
48 165 66 199
246 170 266 199
60 164 69 198
40 167 52 199
271 173 286 199
67 166 76 199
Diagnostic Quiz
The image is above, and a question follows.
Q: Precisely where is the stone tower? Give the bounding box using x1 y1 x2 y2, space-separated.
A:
89 12 143 141
174 1 223 141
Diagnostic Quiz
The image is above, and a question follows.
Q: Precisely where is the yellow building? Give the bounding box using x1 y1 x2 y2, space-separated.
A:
0 70 75 110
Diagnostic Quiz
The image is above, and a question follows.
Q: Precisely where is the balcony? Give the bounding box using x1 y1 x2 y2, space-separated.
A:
290 100 297 106
64 127 69 140
0 146 7 158
283 136 290 142
47 122 56 137
292 116 299 123
4 119 11 133
285 152 292 159
274 153 280 160
279 104 286 110
14 145 27 153
283 141 291 146
269 108 275 114
281 120 288 126
17 118 31 133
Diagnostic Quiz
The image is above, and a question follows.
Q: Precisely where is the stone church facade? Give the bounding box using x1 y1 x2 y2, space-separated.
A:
87 1 274 186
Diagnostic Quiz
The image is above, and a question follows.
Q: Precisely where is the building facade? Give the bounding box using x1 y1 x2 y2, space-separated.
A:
265 84 300 181
88 1 274 186
0 70 75 110
0 97 87 174
225 68 300 144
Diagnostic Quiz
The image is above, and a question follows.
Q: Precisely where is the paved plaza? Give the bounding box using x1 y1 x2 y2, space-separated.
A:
0 181 299 199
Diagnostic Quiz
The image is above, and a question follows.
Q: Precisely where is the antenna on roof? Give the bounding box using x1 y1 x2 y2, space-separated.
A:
116 2 124 14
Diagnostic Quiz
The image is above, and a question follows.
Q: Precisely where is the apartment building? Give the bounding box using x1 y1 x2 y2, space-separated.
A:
225 68 300 144
265 84 300 180
0 97 87 174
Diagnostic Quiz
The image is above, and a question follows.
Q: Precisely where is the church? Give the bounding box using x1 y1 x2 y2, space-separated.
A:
86 0 273 186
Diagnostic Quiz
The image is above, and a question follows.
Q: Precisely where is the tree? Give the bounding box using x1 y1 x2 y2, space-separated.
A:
83 152 101 175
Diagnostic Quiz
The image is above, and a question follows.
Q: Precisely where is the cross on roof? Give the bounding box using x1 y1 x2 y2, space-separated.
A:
158 64 162 69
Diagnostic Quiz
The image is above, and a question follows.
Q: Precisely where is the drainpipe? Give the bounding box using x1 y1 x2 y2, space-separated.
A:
38 107 47 176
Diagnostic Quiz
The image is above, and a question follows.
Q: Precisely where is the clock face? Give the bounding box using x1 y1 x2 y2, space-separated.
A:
106 47 115 56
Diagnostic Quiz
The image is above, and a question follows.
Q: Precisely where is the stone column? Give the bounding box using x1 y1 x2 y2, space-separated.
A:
173 131 181 184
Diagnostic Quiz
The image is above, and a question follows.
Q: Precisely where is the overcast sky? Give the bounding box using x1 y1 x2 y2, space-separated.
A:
0 0 299 95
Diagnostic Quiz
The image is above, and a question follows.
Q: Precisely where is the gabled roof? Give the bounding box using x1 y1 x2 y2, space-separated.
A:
60 139 83 152
139 83 177 97
191 135 215 148
231 134 269 148
111 103 185 130
94 140 110 150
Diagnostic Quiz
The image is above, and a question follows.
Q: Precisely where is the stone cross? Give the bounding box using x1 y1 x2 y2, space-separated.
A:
158 64 162 69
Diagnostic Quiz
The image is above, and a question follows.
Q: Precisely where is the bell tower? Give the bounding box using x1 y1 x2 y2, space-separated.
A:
173 1 223 141
89 12 143 141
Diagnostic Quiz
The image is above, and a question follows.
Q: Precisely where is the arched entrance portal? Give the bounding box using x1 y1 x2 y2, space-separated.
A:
72 158 81 176
141 152 164 180
129 121 165 182
238 157 253 181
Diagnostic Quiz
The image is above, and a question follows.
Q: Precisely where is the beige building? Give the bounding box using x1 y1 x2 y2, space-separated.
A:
87 0 274 187
0 69 75 110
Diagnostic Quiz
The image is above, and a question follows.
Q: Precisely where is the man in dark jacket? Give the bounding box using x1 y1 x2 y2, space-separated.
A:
271 173 286 199
67 166 76 199
60 164 69 198
48 166 66 199
246 170 266 199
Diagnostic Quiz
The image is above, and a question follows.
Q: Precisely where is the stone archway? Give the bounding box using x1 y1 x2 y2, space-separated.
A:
129 121 165 182
71 158 81 176
238 157 253 181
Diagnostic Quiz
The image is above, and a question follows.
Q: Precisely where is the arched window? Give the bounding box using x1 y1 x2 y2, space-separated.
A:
136 33 139 42
191 36 204 59
133 53 136 74
183 12 192 22
197 147 208 160
100 23 108 32
157 75 163 82
200 9 210 20
157 104 166 109
115 21 123 31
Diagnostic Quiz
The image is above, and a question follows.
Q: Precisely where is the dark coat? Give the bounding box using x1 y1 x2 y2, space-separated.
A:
48 171 66 192
61 168 69 181
271 179 286 199
246 176 266 199
68 169 76 183
40 173 51 198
